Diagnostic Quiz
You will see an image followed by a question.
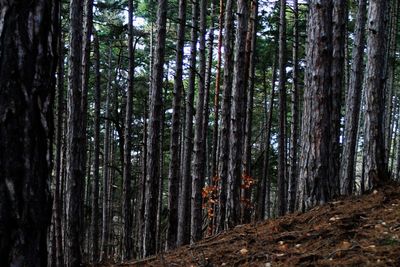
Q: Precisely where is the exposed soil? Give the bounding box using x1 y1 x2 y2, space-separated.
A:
112 184 400 266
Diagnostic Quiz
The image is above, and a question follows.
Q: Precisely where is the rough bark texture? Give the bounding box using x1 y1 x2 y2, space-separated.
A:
330 0 347 196
144 0 168 256
211 0 224 178
177 0 199 246
297 0 333 212
217 0 234 233
288 0 299 213
340 0 367 195
191 0 207 243
91 34 101 263
242 0 258 223
363 0 389 188
122 0 134 260
100 45 113 261
0 1 58 265
167 0 187 250
277 0 287 217
226 0 249 228
65 0 84 265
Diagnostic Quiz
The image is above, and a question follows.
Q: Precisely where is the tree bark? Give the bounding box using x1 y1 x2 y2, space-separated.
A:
177 0 199 246
0 1 58 265
340 0 367 195
297 0 333 211
363 0 389 188
122 0 135 260
288 0 300 213
65 0 84 265
166 0 186 251
226 0 249 228
330 0 347 196
91 34 101 263
191 0 207 243
277 0 287 217
100 45 113 262
144 0 168 256
217 0 234 232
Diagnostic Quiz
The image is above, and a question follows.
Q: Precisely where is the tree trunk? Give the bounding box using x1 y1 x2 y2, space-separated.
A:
226 0 249 228
0 1 58 265
277 0 287 217
177 0 199 246
144 0 168 256
167 0 187 250
100 45 113 262
191 0 207 243
288 0 300 213
65 0 84 265
122 0 134 260
242 0 258 223
297 0 333 211
217 0 234 232
91 34 101 263
363 0 389 188
211 0 224 179
340 0 367 195
330 0 347 196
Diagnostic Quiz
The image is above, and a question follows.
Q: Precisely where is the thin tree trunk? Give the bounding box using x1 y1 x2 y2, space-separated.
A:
0 1 58 265
242 0 258 223
277 0 287 217
340 0 367 195
217 0 234 232
226 0 249 228
288 0 299 213
191 0 207 243
122 0 134 260
211 0 224 179
177 0 199 246
100 45 113 262
330 0 347 196
91 34 101 263
144 0 168 256
66 0 84 265
167 0 186 251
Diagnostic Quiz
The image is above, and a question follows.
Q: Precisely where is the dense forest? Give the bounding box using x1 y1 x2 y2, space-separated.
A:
0 0 399 266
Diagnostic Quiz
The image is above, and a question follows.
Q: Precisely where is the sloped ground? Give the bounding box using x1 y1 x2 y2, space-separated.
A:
117 184 400 266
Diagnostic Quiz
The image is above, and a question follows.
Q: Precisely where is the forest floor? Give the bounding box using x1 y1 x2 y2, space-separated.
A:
109 184 400 266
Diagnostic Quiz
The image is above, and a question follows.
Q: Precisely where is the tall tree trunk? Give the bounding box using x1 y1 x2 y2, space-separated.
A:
257 60 277 221
100 45 113 262
217 0 234 232
242 0 258 223
330 0 347 196
363 0 389 188
288 0 299 213
211 0 224 178
167 0 187 250
191 0 207 243
91 34 101 263
226 0 249 228
122 0 134 260
297 0 333 211
144 0 168 256
340 0 367 195
0 1 58 265
277 0 287 217
66 0 84 265
177 0 199 246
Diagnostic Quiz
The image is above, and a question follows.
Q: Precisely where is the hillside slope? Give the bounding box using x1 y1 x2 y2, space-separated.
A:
119 185 400 266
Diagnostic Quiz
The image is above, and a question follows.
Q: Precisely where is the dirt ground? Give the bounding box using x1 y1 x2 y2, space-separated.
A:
113 184 400 266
